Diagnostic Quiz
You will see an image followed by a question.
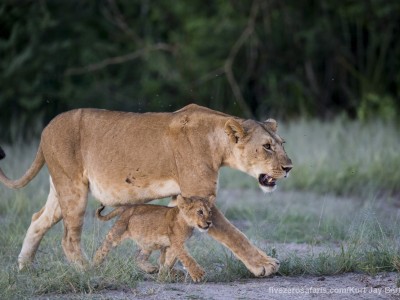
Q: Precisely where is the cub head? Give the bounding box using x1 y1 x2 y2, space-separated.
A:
224 118 293 193
177 195 214 232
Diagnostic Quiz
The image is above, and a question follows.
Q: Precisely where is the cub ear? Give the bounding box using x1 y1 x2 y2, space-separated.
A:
264 118 278 133
224 119 245 143
177 194 194 207
176 195 186 207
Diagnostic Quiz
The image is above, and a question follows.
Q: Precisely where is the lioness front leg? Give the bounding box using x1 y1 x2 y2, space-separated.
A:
208 205 279 277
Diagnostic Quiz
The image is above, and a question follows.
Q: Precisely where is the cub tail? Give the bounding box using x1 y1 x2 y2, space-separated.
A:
95 205 124 221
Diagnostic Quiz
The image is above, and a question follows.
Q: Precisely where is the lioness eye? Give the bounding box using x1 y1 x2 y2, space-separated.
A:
198 210 204 216
263 143 271 150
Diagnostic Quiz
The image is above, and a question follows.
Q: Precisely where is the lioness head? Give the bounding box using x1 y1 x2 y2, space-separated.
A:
177 195 214 232
224 118 293 193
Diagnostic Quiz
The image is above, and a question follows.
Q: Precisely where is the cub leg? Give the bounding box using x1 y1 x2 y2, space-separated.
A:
175 247 205 283
135 248 158 273
207 205 279 277
159 245 205 282
158 246 184 281
18 178 62 270
161 246 178 269
159 247 167 266
93 219 127 266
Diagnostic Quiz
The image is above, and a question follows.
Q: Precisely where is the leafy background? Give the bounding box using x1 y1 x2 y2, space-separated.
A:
1 0 399 141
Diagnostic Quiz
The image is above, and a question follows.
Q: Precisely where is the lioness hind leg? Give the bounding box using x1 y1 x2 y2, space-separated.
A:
207 205 279 277
55 180 89 269
18 178 62 270
135 249 158 273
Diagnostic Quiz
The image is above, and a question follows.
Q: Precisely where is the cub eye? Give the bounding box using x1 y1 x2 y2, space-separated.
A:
197 210 204 216
263 143 271 151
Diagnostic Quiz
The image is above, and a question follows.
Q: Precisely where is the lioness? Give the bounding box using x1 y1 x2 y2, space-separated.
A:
93 195 213 282
0 104 292 277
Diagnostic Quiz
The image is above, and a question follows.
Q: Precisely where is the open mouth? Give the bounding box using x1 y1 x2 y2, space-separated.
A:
198 224 210 231
258 174 277 187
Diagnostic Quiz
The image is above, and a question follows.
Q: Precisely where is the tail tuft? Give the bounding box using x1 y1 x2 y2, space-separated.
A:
95 205 124 221
0 146 5 160
96 205 106 219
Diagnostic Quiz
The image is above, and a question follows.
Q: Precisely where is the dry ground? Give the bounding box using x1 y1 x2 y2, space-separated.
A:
37 272 399 299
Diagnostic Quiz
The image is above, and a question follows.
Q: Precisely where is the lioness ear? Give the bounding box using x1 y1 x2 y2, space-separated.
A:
264 118 277 132
224 119 245 143
208 195 216 204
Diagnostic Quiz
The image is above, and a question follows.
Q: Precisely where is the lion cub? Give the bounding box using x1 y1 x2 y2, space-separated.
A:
93 195 214 282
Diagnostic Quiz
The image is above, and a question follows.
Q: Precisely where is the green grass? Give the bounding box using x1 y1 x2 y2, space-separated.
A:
215 189 400 275
0 119 399 298
283 118 400 196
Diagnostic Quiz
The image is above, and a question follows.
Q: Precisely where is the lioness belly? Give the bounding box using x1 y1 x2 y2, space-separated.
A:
89 178 180 205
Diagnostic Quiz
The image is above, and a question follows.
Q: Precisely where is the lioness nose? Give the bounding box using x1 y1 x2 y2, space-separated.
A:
207 221 212 226
282 166 292 173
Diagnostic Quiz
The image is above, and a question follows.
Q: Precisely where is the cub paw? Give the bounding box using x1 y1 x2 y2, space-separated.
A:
137 261 159 274
158 268 185 282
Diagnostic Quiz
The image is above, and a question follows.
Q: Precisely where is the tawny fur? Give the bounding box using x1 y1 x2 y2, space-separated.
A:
0 104 292 277
93 195 213 282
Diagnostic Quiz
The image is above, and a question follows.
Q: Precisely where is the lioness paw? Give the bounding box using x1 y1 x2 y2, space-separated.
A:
18 256 33 271
189 267 205 283
248 250 280 277
262 257 280 276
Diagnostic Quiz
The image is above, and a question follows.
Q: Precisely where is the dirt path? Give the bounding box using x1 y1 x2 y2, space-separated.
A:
128 273 399 299
39 272 399 299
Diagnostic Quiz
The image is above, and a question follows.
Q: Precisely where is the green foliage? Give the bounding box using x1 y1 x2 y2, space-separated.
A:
1 1 400 141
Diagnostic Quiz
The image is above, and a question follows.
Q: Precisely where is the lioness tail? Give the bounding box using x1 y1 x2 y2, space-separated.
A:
0 144 45 189
0 146 5 160
96 205 124 221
